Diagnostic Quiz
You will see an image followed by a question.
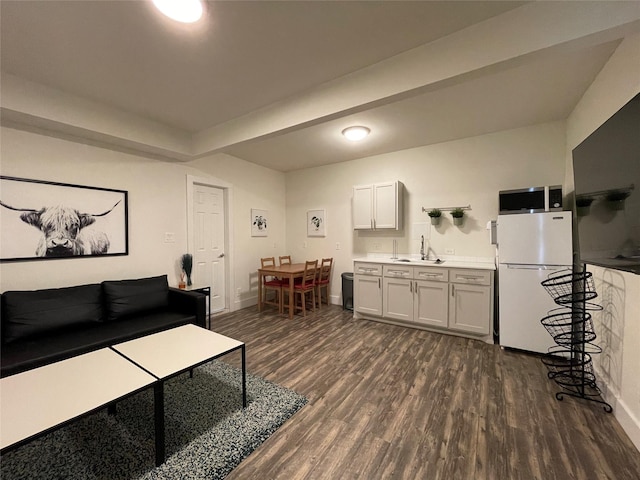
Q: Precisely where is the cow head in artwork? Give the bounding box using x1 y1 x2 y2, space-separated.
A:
0 200 120 257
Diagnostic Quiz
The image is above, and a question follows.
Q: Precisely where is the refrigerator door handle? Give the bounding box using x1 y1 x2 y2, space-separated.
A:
503 264 566 270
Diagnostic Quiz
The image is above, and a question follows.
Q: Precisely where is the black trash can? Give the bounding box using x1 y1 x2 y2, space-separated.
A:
341 272 354 311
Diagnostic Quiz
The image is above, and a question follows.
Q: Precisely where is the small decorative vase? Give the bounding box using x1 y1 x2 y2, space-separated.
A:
453 216 464 226
178 280 186 289
431 217 441 225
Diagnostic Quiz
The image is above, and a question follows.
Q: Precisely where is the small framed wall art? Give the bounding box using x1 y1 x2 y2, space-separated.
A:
307 209 326 237
0 176 129 262
251 208 268 237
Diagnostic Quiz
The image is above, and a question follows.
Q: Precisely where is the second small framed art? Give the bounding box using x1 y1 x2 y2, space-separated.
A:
307 209 325 237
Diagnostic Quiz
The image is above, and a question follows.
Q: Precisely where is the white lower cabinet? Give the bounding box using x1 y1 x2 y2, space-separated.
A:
355 261 493 342
449 283 491 335
354 262 383 316
414 280 449 328
382 277 413 321
448 269 492 335
383 265 451 327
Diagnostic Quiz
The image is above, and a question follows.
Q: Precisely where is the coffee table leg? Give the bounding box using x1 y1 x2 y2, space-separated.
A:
154 381 165 466
241 345 247 408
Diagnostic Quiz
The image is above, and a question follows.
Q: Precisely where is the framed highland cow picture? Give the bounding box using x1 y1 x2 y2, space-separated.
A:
0 176 129 262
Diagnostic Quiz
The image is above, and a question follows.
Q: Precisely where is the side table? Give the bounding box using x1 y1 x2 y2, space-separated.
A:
179 284 211 329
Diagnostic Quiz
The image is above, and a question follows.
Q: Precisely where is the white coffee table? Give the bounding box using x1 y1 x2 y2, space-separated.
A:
0 348 157 453
112 324 246 465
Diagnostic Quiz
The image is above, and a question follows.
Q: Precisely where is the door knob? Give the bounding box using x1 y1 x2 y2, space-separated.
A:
218 253 225 258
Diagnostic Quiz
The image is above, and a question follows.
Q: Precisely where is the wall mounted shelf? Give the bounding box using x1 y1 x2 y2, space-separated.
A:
421 204 471 213
575 184 634 202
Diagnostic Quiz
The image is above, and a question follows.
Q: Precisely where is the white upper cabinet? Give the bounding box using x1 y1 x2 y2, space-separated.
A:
353 185 374 229
353 181 403 230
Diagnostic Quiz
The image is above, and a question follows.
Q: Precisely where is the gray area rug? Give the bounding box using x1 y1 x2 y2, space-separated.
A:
1 360 307 479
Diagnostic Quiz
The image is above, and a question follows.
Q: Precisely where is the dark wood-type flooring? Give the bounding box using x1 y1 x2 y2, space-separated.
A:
211 305 640 480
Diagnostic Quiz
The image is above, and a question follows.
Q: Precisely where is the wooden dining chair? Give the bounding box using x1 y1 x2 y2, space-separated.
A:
279 255 291 265
315 257 333 307
277 255 294 307
260 256 283 313
293 259 317 317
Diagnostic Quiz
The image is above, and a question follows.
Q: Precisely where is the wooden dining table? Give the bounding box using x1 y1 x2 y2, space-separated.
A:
258 263 306 319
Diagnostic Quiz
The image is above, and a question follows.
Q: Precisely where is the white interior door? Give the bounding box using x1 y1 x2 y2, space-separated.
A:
193 184 226 313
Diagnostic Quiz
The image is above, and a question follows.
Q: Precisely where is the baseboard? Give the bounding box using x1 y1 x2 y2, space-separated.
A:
234 296 257 311
234 294 342 312
613 396 640 452
597 369 640 453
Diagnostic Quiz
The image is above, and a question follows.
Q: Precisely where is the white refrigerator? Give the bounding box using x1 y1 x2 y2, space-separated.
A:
497 211 573 354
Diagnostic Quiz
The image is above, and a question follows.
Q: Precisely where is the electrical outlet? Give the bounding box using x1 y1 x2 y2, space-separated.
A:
303 241 307 248
445 248 455 255
336 242 341 250
164 232 175 243
374 243 381 251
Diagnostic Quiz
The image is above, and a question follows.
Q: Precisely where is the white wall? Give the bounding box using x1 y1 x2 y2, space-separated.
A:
1 118 566 311
565 32 640 450
187 153 287 308
285 121 567 303
0 127 189 289
0 128 287 313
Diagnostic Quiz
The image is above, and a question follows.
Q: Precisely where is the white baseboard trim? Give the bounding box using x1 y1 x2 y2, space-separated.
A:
614 397 640 452
235 294 343 312
234 296 256 311
597 369 640 453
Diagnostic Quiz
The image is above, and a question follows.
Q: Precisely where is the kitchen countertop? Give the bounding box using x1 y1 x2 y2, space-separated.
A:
353 255 496 270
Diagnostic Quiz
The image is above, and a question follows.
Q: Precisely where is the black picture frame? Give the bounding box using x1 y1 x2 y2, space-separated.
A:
0 176 129 262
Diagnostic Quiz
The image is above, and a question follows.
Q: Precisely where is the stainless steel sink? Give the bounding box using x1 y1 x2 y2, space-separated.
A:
393 258 444 265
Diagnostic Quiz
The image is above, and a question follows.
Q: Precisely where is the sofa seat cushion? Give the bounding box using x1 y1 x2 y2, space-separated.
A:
0 309 197 378
103 275 169 321
2 284 103 344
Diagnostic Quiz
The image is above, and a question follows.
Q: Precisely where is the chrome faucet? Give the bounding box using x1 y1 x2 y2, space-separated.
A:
420 235 426 260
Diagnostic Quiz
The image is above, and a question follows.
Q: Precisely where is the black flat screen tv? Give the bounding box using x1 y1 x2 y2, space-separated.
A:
572 93 639 275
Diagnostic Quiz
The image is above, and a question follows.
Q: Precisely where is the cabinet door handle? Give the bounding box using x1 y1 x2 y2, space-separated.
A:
409 281 413 293
359 267 377 274
378 278 381 289
388 270 407 276
451 284 455 296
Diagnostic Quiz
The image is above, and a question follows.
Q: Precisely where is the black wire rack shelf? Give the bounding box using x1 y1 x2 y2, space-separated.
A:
539 266 612 413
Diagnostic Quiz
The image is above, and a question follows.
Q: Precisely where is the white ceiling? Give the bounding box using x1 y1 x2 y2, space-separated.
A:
1 1 638 171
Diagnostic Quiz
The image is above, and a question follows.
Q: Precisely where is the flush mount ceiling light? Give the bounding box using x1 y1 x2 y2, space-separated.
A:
152 0 204 23
342 126 371 142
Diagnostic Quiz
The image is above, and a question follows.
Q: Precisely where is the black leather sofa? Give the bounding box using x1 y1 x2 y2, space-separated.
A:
0 275 206 378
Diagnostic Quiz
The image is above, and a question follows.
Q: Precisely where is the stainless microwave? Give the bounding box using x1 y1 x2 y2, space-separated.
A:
499 186 563 214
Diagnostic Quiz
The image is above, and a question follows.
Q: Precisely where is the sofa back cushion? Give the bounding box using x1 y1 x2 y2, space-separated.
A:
2 284 103 344
102 275 169 321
